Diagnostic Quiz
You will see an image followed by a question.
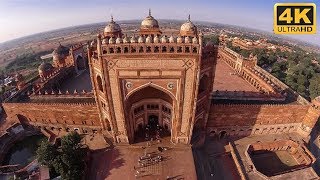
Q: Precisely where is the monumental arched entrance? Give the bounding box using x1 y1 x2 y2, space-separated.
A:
125 85 175 143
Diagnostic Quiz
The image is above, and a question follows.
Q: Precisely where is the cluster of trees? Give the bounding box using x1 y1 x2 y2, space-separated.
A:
4 50 52 73
226 42 320 100
226 42 251 58
36 132 86 180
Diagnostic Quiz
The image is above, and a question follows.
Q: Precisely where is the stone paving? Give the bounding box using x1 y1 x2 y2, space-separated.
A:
213 59 258 92
88 138 196 180
60 70 93 92
232 133 318 180
194 133 320 180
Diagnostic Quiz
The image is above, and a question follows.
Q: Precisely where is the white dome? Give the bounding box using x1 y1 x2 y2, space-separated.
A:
154 35 160 43
116 37 122 44
185 36 191 43
123 35 129 43
161 36 168 43
102 38 108 44
104 16 121 34
181 22 196 32
109 37 115 44
192 37 198 44
169 35 175 43
130 36 137 43
177 36 183 43
138 36 145 43
141 9 159 29
180 15 197 36
146 35 152 43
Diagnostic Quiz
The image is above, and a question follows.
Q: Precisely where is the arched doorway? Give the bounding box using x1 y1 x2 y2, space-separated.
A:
148 115 159 130
76 56 85 70
125 85 175 143
219 131 227 139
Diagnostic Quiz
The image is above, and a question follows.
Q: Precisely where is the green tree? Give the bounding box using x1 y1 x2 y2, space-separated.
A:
285 74 298 90
37 132 86 180
309 74 320 99
36 140 58 167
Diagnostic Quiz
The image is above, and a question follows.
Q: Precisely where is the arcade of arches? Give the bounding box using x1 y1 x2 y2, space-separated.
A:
125 86 174 142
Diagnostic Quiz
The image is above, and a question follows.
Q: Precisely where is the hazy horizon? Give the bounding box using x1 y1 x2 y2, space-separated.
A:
0 0 319 45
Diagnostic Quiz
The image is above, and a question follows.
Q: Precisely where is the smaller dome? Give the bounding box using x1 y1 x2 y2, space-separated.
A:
52 44 69 55
123 35 130 43
141 9 159 29
192 37 198 44
138 36 145 43
177 36 183 43
38 62 53 72
109 37 115 44
169 35 175 43
102 38 108 44
130 36 137 43
154 35 160 43
52 44 69 60
146 35 152 43
185 36 191 43
180 15 198 37
104 16 122 37
161 36 168 43
116 37 123 44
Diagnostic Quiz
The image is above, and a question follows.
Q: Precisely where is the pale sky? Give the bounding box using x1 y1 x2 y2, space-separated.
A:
0 0 319 45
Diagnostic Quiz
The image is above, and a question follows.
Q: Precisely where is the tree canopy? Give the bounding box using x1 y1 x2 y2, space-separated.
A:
227 41 320 100
37 132 86 180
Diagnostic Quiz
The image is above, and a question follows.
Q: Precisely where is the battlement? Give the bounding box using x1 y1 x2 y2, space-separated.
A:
70 43 85 51
216 47 312 105
4 101 96 107
212 103 309 108
91 34 203 56
29 89 93 96
212 90 286 102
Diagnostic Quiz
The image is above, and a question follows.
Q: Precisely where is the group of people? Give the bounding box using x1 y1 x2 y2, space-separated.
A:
145 124 163 142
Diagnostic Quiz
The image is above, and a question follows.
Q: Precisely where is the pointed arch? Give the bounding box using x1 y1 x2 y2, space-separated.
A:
125 83 176 101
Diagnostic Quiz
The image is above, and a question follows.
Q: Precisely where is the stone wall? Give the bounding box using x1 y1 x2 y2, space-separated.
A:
207 104 310 137
208 104 309 127
2 102 101 132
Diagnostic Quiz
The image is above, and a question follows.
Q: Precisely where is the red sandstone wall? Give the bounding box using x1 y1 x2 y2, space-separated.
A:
2 102 101 128
208 104 309 127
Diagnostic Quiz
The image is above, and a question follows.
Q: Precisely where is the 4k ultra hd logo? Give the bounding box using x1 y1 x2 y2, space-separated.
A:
274 3 316 34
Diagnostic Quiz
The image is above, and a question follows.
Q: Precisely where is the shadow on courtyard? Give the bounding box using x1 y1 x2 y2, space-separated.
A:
87 147 125 180
250 150 303 177
309 120 320 176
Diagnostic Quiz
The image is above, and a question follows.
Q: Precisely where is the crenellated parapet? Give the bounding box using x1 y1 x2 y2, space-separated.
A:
218 46 292 102
212 90 285 102
300 96 320 136
94 34 202 56
29 89 93 97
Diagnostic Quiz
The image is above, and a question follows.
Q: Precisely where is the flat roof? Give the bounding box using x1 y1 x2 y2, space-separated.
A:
59 70 92 93
213 59 259 92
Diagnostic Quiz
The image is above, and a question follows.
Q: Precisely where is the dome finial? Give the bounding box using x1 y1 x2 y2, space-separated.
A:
188 14 191 21
149 8 151 16
111 15 114 22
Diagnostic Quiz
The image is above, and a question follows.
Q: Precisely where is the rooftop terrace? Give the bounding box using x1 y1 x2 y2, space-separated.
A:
213 59 259 92
59 70 92 93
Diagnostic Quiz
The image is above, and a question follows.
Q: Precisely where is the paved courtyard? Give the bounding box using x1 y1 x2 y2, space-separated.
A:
88 138 196 180
213 59 258 92
251 150 299 176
